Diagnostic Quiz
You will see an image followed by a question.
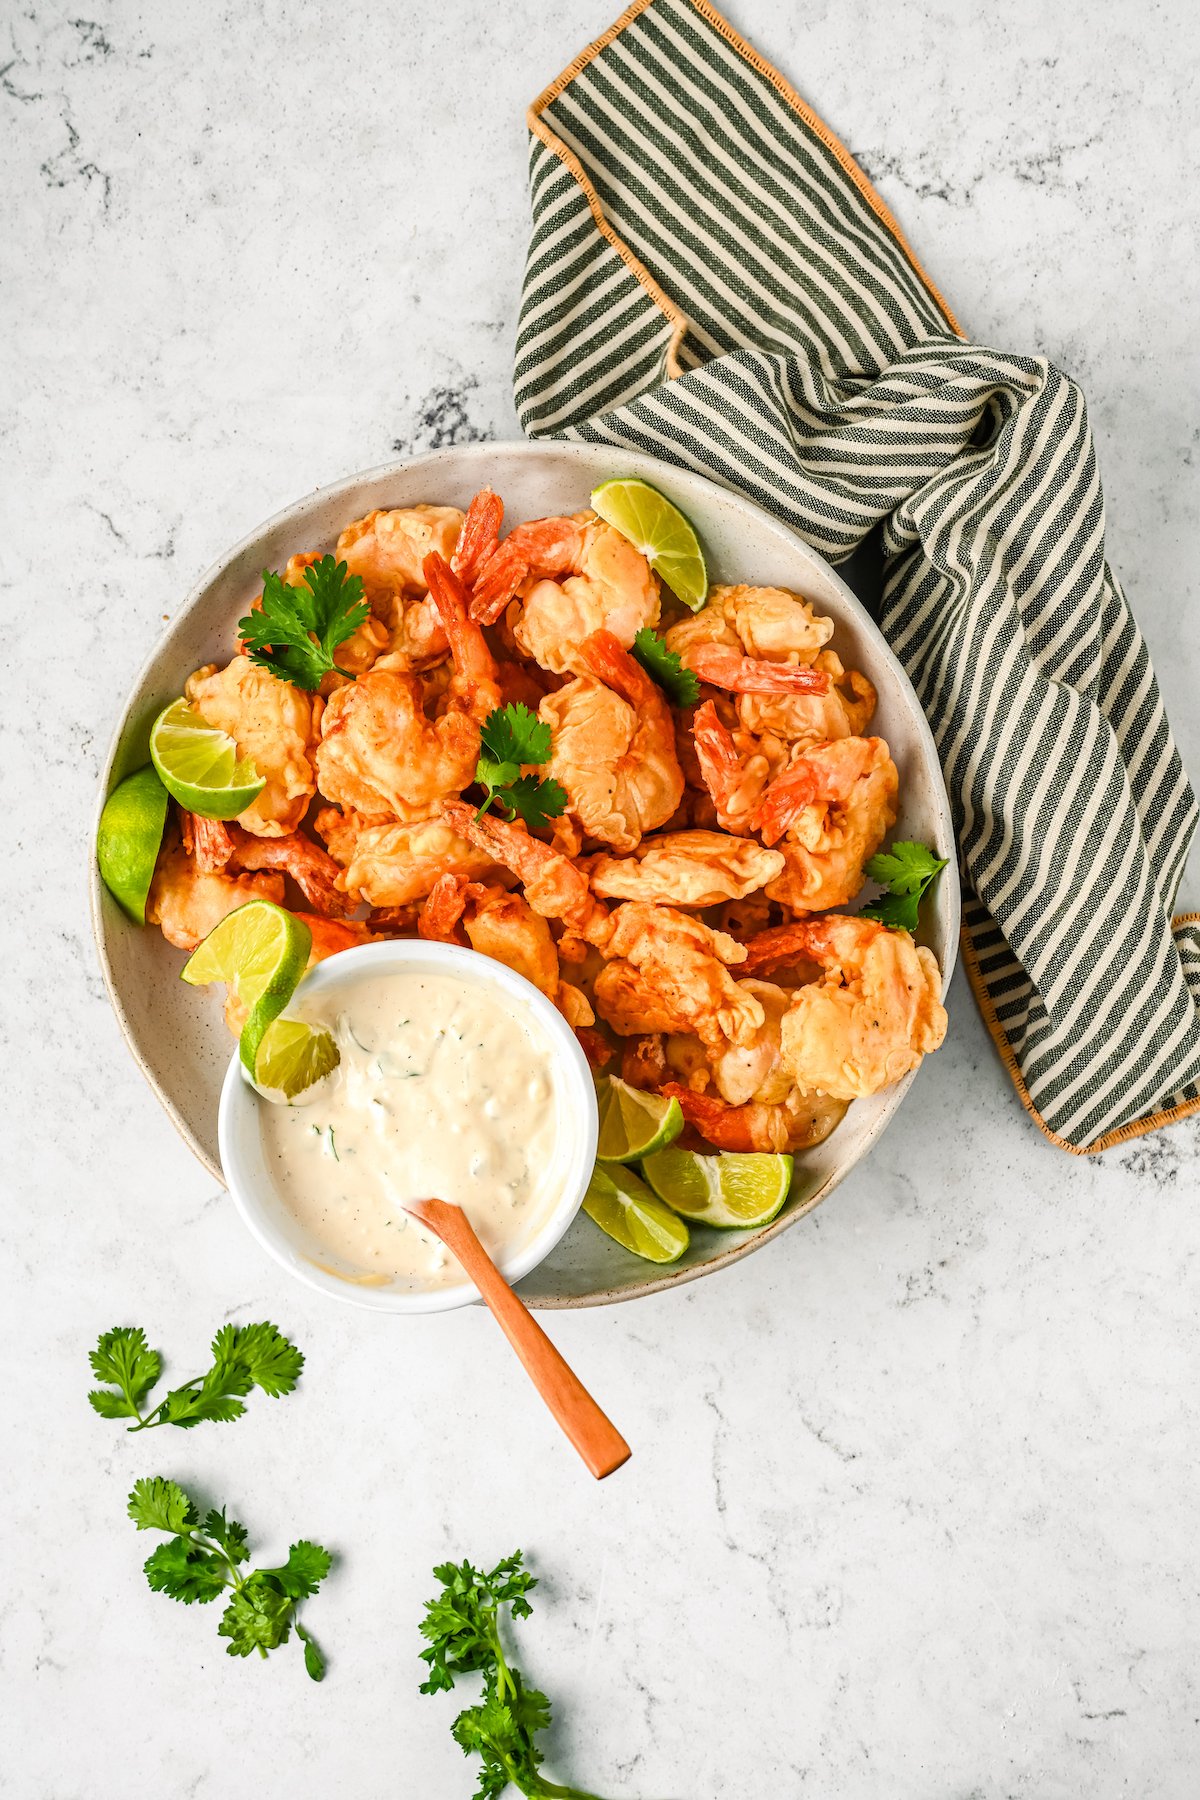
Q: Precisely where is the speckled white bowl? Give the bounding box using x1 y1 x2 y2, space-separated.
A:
218 938 598 1314
91 440 959 1309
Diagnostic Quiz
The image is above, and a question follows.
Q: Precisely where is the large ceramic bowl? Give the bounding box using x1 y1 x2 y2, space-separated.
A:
91 441 958 1309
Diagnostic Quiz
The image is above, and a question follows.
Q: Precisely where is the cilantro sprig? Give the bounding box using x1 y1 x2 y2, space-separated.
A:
239 556 370 691
128 1478 329 1679
88 1323 303 1432
474 704 567 832
861 840 947 932
631 627 699 708
420 1552 612 1800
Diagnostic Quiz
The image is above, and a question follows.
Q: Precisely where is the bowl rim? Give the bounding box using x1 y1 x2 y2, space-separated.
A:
217 936 599 1314
90 438 960 1309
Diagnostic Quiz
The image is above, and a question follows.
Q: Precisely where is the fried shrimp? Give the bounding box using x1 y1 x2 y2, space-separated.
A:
335 504 464 674
665 583 834 666
471 512 660 675
772 914 947 1099
440 800 764 1053
418 872 595 1025
583 830 784 907
736 649 875 747
315 808 501 908
540 629 684 852
146 835 285 951
690 700 786 833
756 736 898 913
185 656 319 838
662 1082 848 1153
314 556 499 821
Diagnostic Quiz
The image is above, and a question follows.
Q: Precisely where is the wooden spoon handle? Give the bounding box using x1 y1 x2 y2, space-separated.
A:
416 1198 631 1480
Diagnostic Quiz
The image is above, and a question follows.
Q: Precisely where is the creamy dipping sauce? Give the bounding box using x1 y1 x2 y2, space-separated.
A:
258 969 571 1290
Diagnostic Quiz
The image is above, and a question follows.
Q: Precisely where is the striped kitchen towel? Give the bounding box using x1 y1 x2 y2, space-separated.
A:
514 0 1200 1152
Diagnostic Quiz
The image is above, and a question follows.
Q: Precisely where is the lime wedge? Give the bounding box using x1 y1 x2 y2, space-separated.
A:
253 1017 342 1097
96 764 170 924
182 899 337 1096
150 697 265 820
591 478 708 612
641 1147 793 1230
582 1164 689 1264
595 1076 684 1162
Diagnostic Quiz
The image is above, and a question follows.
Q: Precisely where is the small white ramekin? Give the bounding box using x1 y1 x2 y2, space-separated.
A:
217 939 598 1314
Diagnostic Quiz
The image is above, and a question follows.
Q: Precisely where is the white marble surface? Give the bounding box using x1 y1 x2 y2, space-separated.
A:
4 2 1200 1795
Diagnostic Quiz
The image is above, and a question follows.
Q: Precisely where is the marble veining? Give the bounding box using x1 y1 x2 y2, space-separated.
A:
3 2 1199 1795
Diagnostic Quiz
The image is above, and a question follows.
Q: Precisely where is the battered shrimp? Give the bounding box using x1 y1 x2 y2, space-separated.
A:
185 656 319 838
336 504 464 673
665 583 834 666
146 835 285 951
736 648 875 748
471 512 660 675
540 630 684 852
691 700 787 833
218 826 352 918
756 737 898 913
440 800 764 1053
772 915 947 1099
583 830 784 907
315 808 501 908
314 555 500 820
662 1082 848 1153
418 873 595 1025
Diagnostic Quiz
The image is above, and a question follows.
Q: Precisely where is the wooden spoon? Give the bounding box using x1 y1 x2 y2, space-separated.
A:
402 1196 631 1481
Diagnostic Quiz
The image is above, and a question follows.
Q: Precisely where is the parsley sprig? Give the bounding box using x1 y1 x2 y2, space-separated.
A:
475 704 567 831
420 1552 613 1799
861 840 947 932
239 556 370 691
88 1323 303 1431
128 1477 329 1678
631 627 699 707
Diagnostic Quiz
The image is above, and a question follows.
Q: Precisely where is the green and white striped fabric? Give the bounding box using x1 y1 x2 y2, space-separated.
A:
515 0 1200 1152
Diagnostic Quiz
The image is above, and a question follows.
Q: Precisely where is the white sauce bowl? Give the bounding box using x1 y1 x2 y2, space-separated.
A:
218 939 599 1314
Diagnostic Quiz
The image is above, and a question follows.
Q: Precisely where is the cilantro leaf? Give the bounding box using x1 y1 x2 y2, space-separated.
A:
420 1551 609 1799
495 774 567 831
296 1620 326 1682
479 704 552 769
631 627 700 707
88 1327 162 1420
89 1320 303 1431
144 1536 229 1605
127 1483 330 1679
263 1540 333 1600
473 704 566 831
201 1509 250 1567
218 1577 295 1658
128 1477 197 1534
211 1322 305 1398
239 556 370 692
861 840 947 933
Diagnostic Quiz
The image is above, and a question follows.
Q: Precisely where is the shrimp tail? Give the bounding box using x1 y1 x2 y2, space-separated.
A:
181 811 236 874
224 828 353 918
440 799 607 938
577 628 655 708
692 700 743 814
685 644 831 695
452 487 503 586
419 871 471 944
661 1082 789 1153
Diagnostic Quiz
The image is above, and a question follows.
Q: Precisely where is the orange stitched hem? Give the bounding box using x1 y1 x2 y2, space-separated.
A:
527 0 963 355
959 913 1200 1156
